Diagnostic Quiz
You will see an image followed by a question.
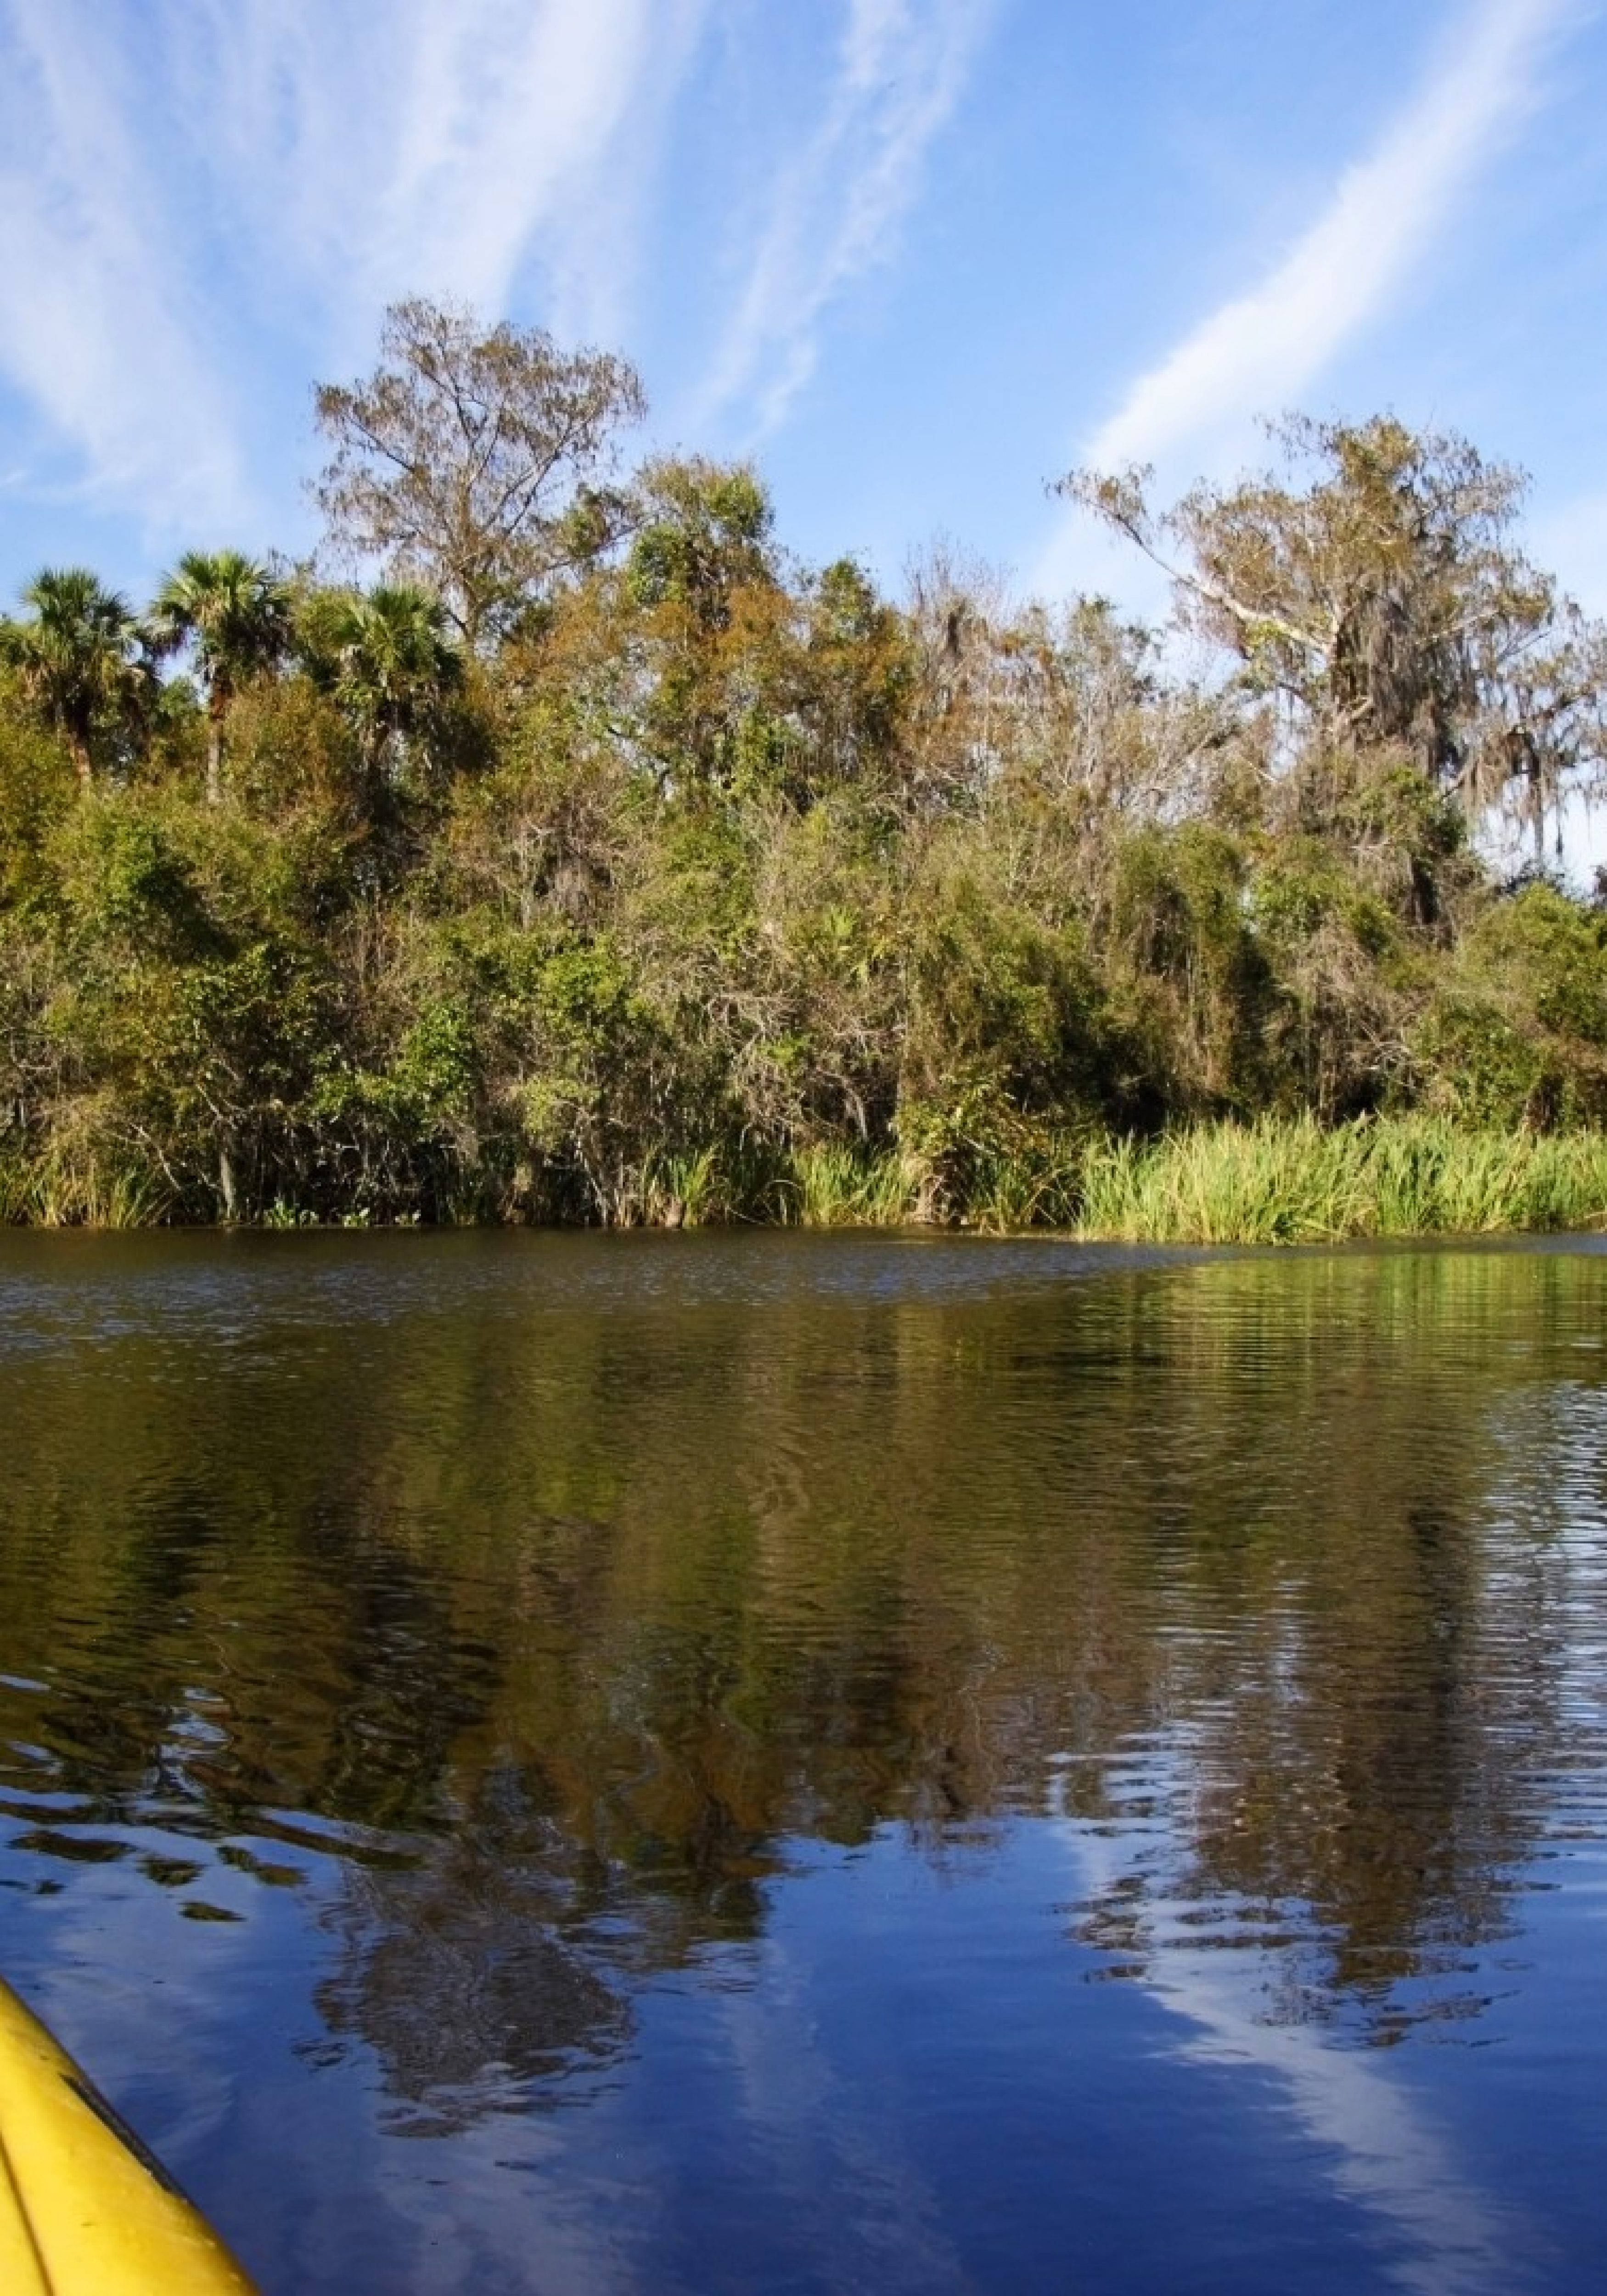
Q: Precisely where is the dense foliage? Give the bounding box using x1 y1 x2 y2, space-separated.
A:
1 305 1604 1229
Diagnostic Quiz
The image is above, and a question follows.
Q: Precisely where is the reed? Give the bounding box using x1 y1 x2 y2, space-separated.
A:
648 1146 727 1226
781 1142 921 1227
0 1156 34 1225
17 1148 172 1229
2 1114 1603 1241
1072 1116 1607 1246
962 1138 1084 1232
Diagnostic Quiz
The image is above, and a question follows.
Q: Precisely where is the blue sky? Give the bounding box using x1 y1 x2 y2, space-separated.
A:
1 0 1603 644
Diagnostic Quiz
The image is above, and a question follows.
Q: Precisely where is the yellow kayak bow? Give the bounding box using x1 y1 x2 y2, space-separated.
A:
0 1976 256 2294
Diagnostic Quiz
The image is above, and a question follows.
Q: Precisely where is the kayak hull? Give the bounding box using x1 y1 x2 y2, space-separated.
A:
0 1976 255 2294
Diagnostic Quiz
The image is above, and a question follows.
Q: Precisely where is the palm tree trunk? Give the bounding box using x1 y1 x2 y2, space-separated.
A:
206 695 225 806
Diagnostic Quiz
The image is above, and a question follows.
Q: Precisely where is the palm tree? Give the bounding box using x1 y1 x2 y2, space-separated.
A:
148 551 292 803
298 582 463 786
0 568 154 790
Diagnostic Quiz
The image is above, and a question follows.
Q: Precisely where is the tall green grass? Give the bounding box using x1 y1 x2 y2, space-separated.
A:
780 1142 921 1227
673 1115 1607 1241
0 1146 172 1228
1072 1115 1607 1245
0 1157 32 1225
1 1115 1603 1240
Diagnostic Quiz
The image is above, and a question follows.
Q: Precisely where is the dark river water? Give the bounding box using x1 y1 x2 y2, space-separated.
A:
1 1230 1605 2294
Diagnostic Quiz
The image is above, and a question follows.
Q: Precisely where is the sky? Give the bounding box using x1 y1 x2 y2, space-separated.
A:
2 0 1606 850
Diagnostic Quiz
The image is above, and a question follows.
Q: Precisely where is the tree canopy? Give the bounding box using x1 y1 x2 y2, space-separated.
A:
312 297 646 649
1 309 1604 1232
1056 415 1607 857
149 551 293 804
298 581 463 788
0 568 153 789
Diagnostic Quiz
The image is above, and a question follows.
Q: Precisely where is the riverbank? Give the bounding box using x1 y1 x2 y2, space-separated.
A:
705 1114 1607 1243
4 1114 1604 1246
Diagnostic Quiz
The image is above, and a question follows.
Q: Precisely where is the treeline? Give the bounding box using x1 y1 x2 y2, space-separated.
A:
1 298 1605 1230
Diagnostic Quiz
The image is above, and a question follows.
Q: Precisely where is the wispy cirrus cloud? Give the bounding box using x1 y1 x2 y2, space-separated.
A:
695 0 997 435
1058 1811 1523 2296
0 0 706 545
179 0 705 341
0 0 250 531
0 0 992 564
1034 0 1582 598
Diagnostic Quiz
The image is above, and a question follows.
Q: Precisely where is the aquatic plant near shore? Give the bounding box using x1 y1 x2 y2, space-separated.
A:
781 1142 921 1227
1071 1116 1607 1246
0 1144 171 1228
6 1114 1601 1242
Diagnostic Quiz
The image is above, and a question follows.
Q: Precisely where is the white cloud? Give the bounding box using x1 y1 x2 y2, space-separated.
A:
0 0 252 535
1058 1802 1523 2296
696 0 996 434
178 0 707 350
529 0 714 354
0 0 989 549
0 0 706 543
365 0 664 321
1034 0 1580 601
1130 1946 1519 2295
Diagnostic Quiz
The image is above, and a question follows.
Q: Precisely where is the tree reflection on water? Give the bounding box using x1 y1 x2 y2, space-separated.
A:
0 1233 1602 2137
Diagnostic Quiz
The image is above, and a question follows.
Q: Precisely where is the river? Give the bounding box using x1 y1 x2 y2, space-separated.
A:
0 1229 1604 2292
